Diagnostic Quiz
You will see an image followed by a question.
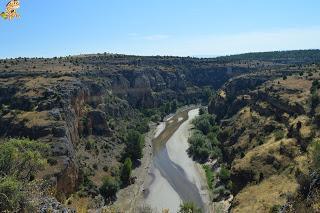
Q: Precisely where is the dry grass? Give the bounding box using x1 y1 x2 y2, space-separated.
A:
268 76 313 108
232 175 298 213
277 76 312 91
68 197 90 213
17 111 52 127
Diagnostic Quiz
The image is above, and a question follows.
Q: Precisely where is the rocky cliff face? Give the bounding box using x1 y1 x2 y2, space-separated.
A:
208 65 320 212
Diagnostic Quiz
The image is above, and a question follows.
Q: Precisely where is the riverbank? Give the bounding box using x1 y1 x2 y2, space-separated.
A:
164 109 211 211
142 108 210 212
111 121 156 212
111 106 209 212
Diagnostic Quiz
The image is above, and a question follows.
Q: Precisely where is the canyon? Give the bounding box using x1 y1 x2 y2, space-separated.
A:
1 50 320 212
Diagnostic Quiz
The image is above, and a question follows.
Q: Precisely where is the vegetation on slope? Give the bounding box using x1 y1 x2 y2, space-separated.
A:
207 64 320 212
216 49 320 64
188 110 222 163
188 108 232 202
178 201 202 213
0 138 48 212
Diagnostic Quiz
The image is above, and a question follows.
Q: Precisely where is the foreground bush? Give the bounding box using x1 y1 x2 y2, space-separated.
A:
0 138 48 211
0 176 23 211
0 138 48 180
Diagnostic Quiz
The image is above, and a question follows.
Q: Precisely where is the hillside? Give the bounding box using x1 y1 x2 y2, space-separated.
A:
209 62 320 212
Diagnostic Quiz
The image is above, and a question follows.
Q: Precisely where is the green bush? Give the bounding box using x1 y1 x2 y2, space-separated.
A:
120 158 132 185
192 114 216 132
202 165 214 189
178 202 202 213
187 132 211 162
99 176 120 201
194 119 211 135
0 138 48 180
150 114 161 122
125 130 144 161
135 118 150 133
0 138 48 211
210 146 223 159
189 112 222 162
0 176 23 212
171 100 177 112
199 107 206 115
207 131 220 146
85 138 95 150
219 165 231 183
273 129 285 141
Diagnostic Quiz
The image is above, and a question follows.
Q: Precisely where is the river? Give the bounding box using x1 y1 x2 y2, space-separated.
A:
143 108 210 212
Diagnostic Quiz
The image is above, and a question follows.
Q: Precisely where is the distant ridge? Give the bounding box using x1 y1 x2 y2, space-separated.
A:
215 49 320 63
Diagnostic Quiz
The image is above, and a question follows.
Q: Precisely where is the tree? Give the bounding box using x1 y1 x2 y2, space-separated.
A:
164 102 171 113
120 158 132 185
199 107 206 115
203 87 214 103
187 132 211 162
178 202 202 213
193 118 211 135
125 130 144 161
99 176 120 201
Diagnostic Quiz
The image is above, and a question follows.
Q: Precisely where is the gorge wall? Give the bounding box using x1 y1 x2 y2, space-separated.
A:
0 55 250 197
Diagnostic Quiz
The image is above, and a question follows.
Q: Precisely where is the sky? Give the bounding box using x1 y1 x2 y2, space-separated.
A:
0 0 320 58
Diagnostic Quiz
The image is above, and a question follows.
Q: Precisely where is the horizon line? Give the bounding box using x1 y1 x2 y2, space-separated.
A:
1 48 320 60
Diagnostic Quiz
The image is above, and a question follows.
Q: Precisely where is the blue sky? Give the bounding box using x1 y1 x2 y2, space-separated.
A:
1 0 320 58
